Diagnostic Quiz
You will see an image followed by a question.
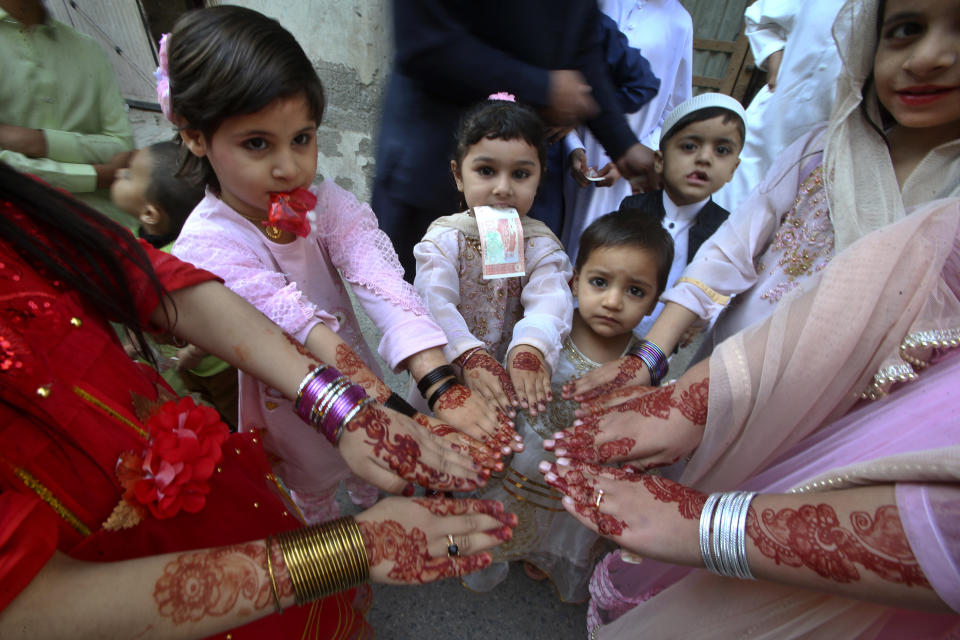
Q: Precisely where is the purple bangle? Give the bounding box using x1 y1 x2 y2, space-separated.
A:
321 383 368 444
296 365 343 422
294 365 326 415
629 340 669 385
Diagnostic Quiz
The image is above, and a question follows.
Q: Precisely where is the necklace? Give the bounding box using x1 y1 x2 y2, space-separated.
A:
235 212 283 241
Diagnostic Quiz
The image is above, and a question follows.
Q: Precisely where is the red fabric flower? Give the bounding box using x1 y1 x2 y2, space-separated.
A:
121 397 229 520
267 187 317 238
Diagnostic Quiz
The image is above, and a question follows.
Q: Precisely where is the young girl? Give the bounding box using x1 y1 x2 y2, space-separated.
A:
566 0 960 401
414 95 574 420
165 6 511 524
464 210 674 601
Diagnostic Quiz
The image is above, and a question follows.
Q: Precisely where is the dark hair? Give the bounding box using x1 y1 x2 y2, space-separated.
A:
860 0 893 144
453 99 548 170
660 106 746 151
144 140 206 234
0 162 168 366
168 6 326 192
576 208 674 297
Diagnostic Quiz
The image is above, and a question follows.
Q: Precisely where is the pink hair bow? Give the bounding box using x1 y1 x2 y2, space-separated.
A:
154 33 173 123
488 91 517 102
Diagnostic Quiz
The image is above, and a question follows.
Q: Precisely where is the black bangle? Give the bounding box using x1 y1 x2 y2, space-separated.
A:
416 364 456 398
385 392 417 417
427 378 459 412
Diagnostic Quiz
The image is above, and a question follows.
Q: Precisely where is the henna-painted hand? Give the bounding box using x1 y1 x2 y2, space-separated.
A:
412 412 504 473
562 355 650 402
458 349 519 418
506 345 551 416
338 404 488 494
433 383 523 454
355 496 518 585
538 460 702 565
545 379 708 470
333 343 393 403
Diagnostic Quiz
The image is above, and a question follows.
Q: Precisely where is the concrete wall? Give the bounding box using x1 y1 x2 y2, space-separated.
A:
130 0 391 203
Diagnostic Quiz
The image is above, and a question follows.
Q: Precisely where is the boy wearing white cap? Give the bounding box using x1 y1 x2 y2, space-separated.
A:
619 92 746 335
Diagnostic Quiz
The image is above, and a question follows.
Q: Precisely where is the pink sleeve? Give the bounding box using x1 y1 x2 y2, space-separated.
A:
316 184 446 369
173 228 338 343
897 483 960 612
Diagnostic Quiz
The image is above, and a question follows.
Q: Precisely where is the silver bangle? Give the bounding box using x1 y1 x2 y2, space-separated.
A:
701 491 757 580
699 493 721 575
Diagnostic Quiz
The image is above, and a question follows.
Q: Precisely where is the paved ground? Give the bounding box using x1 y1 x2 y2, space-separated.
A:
348 290 702 639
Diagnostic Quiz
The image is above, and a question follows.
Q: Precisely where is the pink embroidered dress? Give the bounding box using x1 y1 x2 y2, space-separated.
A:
173 181 446 521
413 213 574 372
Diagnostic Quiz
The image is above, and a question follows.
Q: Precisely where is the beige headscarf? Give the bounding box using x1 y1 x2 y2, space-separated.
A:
598 197 960 640
824 0 960 252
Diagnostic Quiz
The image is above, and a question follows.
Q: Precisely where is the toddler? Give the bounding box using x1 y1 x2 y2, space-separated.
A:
465 210 673 601
619 92 746 337
110 140 239 429
414 95 574 420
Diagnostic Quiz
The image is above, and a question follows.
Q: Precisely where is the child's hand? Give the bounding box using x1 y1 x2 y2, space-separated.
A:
432 384 523 454
457 349 519 417
506 345 551 416
562 355 651 402
174 343 208 372
410 412 507 471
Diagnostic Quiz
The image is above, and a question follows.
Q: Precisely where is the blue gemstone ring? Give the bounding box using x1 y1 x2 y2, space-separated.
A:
446 534 460 557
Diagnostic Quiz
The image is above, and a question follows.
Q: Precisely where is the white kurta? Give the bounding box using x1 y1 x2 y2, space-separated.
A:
561 0 693 264
713 0 845 214
635 192 708 337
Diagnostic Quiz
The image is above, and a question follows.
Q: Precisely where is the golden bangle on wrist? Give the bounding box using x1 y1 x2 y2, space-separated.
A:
265 535 283 614
273 516 370 605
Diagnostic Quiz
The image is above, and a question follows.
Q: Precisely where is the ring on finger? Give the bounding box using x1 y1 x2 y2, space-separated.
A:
594 488 605 509
447 534 460 557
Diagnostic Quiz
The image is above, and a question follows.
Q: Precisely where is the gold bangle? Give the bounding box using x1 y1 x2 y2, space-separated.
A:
265 536 284 614
274 517 370 605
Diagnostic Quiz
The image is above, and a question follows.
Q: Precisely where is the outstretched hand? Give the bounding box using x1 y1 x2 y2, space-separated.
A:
356 496 518 585
412 412 504 473
338 404 489 494
546 380 707 471
507 345 552 416
458 349 519 418
562 355 651 402
538 460 701 565
433 382 522 454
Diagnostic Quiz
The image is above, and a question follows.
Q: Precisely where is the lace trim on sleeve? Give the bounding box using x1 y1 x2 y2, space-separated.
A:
674 277 731 306
316 187 429 316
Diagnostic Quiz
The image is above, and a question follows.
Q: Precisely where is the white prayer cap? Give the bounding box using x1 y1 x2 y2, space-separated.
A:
660 92 747 142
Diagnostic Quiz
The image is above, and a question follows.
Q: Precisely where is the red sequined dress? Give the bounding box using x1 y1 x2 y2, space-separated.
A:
0 208 371 638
